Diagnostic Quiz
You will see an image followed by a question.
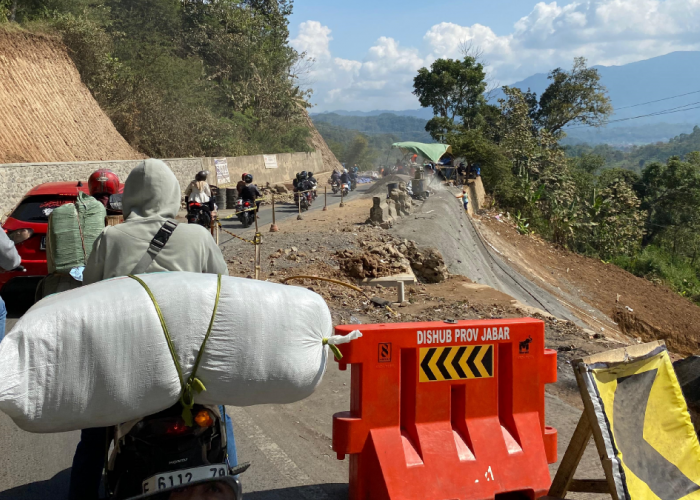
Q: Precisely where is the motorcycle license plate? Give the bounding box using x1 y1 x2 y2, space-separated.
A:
40 236 46 251
142 464 227 493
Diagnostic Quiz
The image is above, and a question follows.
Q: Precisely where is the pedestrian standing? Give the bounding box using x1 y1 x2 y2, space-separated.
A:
456 189 469 212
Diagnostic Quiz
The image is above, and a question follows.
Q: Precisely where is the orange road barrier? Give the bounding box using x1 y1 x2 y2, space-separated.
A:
332 318 558 500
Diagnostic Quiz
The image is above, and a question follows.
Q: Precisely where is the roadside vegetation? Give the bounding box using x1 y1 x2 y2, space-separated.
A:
413 51 700 305
0 0 312 158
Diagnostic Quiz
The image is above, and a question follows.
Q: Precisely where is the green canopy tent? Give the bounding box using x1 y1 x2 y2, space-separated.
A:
392 142 452 163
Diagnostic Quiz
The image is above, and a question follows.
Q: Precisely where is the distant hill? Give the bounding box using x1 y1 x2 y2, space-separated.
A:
566 126 700 172
323 51 700 146
311 112 433 143
312 109 434 120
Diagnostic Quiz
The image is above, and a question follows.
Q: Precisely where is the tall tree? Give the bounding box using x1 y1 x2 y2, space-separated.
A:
413 56 488 142
533 57 612 135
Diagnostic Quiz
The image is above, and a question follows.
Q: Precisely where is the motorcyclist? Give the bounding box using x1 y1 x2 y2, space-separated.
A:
88 169 122 216
340 169 350 185
236 173 248 196
240 173 262 212
70 159 233 500
185 170 216 213
307 172 318 198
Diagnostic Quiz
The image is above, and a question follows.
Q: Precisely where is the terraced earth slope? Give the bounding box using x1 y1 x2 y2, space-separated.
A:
0 29 142 164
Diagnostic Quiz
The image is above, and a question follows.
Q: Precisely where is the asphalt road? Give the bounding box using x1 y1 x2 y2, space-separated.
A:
215 186 365 243
390 188 590 327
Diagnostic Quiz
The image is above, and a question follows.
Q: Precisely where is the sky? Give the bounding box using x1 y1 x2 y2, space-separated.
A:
289 0 700 112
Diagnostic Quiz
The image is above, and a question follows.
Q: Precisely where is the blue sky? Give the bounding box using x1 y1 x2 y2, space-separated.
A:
289 0 700 112
290 0 531 62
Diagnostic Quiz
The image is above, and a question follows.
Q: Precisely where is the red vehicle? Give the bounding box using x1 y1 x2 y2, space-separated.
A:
0 181 122 308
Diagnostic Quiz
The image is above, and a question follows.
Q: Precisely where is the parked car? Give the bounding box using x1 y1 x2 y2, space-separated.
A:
0 181 122 309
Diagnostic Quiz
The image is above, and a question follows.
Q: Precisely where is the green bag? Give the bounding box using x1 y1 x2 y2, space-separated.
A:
47 192 106 274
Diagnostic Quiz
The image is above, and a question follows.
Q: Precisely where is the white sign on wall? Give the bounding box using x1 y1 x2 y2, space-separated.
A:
263 155 279 169
214 158 230 185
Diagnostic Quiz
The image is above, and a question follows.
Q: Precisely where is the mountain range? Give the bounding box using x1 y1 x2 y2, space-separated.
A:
312 51 700 146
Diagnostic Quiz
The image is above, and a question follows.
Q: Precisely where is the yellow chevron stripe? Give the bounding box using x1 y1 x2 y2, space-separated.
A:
474 344 492 378
459 345 476 379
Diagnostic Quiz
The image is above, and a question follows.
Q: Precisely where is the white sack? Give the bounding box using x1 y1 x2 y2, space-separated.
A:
0 272 333 433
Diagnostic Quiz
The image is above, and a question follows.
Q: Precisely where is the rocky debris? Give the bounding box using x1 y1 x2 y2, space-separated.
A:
335 238 448 283
270 183 289 194
335 248 410 279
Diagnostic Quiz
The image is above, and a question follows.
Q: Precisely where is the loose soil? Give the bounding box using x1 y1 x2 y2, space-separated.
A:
477 211 700 356
0 28 143 163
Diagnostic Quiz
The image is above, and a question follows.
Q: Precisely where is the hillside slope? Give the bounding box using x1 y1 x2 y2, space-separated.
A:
0 29 142 164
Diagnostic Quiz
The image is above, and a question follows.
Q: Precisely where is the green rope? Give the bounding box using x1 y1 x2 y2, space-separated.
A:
129 274 222 426
322 339 343 361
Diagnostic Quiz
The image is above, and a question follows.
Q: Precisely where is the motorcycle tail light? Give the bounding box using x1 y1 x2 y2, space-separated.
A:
8 228 34 245
195 410 214 428
165 419 191 435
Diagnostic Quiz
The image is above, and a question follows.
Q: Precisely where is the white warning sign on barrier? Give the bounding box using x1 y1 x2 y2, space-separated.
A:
264 155 278 169
214 158 230 185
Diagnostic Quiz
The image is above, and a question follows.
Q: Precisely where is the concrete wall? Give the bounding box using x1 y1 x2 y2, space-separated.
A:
0 151 326 217
203 151 324 188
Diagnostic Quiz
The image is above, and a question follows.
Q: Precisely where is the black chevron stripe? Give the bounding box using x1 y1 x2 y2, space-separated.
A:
421 348 437 381
467 345 482 378
482 345 493 377
436 348 452 380
452 346 467 379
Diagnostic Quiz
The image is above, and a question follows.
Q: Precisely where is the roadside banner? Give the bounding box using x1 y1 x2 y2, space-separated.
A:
263 155 278 169
214 158 230 185
582 346 700 500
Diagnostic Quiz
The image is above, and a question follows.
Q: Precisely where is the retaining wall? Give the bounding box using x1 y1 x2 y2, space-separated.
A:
0 151 325 217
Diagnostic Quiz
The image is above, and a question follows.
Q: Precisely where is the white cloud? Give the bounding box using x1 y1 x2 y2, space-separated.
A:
295 0 700 111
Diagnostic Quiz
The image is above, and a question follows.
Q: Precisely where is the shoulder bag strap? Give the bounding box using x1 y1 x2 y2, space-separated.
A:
131 220 178 275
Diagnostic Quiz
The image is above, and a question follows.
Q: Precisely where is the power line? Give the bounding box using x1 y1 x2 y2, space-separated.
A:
565 101 700 130
616 90 700 110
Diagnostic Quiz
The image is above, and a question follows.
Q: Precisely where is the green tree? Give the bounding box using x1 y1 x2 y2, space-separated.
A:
413 56 488 141
533 57 613 135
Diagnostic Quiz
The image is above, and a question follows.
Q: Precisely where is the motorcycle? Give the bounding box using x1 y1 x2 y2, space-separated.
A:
187 202 212 230
341 183 350 197
294 190 310 212
330 180 340 195
106 403 247 500
236 199 256 228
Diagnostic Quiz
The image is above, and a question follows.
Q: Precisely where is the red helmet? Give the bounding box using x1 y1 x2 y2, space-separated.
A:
88 169 120 196
241 173 249 181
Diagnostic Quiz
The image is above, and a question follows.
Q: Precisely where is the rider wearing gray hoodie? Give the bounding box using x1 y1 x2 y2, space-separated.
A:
84 158 227 283
70 159 230 500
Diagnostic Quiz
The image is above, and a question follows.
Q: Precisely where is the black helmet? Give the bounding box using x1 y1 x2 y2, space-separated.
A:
195 170 209 182
308 172 314 177
244 173 253 183
301 171 308 179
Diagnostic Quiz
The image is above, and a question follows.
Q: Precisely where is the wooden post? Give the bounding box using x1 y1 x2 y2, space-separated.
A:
297 191 303 220
254 206 261 280
340 185 345 208
270 194 279 232
323 185 328 211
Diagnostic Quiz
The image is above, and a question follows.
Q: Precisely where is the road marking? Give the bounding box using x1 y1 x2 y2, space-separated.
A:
227 406 330 500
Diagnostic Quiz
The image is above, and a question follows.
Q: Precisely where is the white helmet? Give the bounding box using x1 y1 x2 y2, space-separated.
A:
343 168 348 173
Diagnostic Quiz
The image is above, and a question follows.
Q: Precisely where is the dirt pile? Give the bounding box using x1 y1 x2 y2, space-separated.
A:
0 29 143 164
336 236 448 283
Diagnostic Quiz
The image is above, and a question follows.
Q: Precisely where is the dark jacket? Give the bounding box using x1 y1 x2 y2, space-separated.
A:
240 183 262 202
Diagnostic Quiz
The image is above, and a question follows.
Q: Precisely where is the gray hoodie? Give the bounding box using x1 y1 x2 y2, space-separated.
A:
84 159 228 285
